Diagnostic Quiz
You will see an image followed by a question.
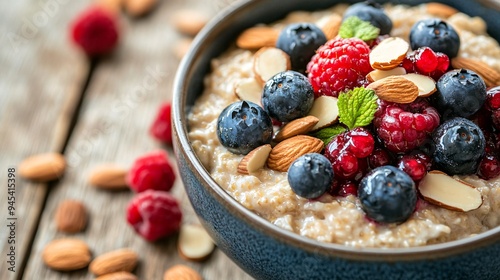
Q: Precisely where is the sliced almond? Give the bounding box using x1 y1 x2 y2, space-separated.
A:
451 57 500 87
88 164 128 190
369 37 409 70
123 0 157 17
267 135 323 172
236 26 280 50
274 116 319 142
367 76 419 103
164 265 202 280
19 153 66 182
42 239 91 271
366 67 406 82
426 2 459 18
308 96 339 131
89 248 138 276
317 14 342 40
234 77 263 105
237 144 272 174
400 73 437 97
95 272 138 280
55 200 88 233
253 47 291 84
419 171 483 212
171 9 209 36
178 224 215 262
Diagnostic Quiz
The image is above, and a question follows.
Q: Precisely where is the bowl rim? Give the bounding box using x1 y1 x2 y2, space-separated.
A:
172 0 500 261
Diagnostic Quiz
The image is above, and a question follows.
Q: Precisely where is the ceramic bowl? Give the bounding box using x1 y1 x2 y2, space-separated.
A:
172 1 500 279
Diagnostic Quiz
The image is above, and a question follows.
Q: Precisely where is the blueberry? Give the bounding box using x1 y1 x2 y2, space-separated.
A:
276 23 326 73
262 70 314 122
343 1 393 35
432 117 485 175
432 69 487 119
409 19 460 58
358 166 417 224
288 153 334 199
217 101 273 155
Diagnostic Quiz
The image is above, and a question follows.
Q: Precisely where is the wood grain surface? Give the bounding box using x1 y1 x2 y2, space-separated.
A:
0 0 253 279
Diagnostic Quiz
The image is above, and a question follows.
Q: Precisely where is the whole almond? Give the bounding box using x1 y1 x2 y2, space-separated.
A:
172 9 209 36
88 164 128 189
124 0 157 17
55 200 88 233
96 0 123 13
318 14 342 40
451 57 500 87
42 239 91 271
367 76 419 104
19 153 66 182
164 265 202 280
267 135 324 172
89 248 138 276
236 26 279 50
95 271 138 280
426 2 458 18
274 116 319 142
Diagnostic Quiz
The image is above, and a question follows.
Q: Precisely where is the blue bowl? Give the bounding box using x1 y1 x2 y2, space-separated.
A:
172 1 500 279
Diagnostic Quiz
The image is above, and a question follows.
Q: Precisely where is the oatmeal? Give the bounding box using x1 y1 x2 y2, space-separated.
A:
188 3 500 248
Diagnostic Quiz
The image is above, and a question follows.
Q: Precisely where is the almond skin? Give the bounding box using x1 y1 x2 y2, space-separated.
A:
124 0 158 17
274 116 319 142
19 153 66 182
451 57 500 87
267 135 324 172
42 239 91 271
236 26 279 49
89 248 138 276
171 9 208 36
88 164 128 190
55 200 88 233
164 265 202 280
367 76 419 104
95 272 138 280
426 2 458 18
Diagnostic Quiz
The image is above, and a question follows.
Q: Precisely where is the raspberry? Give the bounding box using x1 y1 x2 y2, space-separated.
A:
401 47 449 81
485 86 500 130
397 153 431 181
307 38 372 97
368 147 393 169
127 150 176 192
126 190 182 241
478 132 500 180
328 179 358 197
373 99 440 153
150 103 173 145
70 6 119 56
324 128 374 180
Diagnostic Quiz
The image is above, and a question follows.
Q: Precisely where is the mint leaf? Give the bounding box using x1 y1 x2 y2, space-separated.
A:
338 87 378 130
312 125 347 145
339 16 380 42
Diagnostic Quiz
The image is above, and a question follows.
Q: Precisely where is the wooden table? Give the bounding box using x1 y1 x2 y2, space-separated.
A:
0 0 253 279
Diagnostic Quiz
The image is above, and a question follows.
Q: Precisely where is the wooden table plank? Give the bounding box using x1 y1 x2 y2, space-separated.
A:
21 0 253 279
0 1 90 279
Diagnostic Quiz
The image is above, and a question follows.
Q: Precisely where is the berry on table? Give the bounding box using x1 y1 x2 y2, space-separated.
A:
409 18 460 58
307 38 372 97
70 5 120 56
358 165 417 224
342 1 393 35
276 23 327 73
373 99 440 153
432 69 487 120
126 190 182 241
432 117 485 175
127 150 176 193
262 71 315 122
287 153 334 199
150 102 173 145
217 101 273 155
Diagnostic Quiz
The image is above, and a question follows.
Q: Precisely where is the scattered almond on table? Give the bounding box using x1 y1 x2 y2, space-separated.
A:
18 152 66 182
172 9 209 36
164 264 202 280
124 0 158 17
173 38 194 60
88 164 129 190
95 271 138 280
89 248 139 276
42 238 92 271
178 224 215 261
55 199 88 233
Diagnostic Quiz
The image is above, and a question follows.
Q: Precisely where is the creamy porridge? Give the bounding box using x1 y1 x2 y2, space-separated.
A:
188 3 500 248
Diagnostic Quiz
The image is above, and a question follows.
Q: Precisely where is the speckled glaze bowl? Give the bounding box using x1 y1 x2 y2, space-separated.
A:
172 0 500 279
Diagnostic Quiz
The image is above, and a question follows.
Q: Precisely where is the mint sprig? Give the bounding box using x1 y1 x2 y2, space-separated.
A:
339 16 380 42
338 87 378 130
312 125 347 145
